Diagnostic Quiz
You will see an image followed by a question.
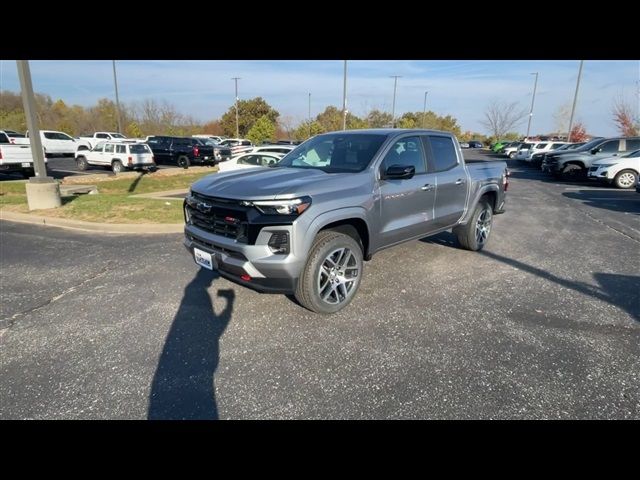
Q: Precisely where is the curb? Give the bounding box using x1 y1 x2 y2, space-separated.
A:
0 210 183 234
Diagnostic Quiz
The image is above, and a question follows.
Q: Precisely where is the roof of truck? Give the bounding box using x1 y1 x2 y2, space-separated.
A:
319 128 456 136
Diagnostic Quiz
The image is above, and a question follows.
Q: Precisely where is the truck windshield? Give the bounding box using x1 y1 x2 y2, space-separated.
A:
276 133 387 173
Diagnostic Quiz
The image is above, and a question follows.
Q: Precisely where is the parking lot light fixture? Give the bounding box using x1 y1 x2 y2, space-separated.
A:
390 75 402 128
526 72 538 139
232 77 241 138
422 91 429 128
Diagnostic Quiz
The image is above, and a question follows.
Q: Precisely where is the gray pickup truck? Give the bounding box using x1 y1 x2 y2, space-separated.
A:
184 129 508 314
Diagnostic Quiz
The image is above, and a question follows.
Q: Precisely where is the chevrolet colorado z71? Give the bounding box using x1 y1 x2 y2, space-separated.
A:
184 129 508 314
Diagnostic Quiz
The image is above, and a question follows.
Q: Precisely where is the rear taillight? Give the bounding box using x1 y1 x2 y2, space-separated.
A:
128 156 133 166
0 150 3 160
504 169 510 191
193 146 200 157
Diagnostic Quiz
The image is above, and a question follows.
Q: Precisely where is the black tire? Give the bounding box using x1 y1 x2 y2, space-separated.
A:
294 230 364 315
76 156 88 171
112 160 124 174
453 199 493 251
561 163 584 179
613 169 637 189
177 156 190 169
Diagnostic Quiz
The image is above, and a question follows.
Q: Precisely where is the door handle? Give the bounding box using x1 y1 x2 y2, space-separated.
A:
455 179 465 185
421 184 434 191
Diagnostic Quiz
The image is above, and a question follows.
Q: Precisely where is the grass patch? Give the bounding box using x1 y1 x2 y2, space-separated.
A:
76 170 214 195
0 170 208 223
0 181 27 207
38 195 184 223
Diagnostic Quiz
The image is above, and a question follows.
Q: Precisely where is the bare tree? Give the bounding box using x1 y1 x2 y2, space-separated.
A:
612 94 639 136
553 103 572 136
480 100 528 140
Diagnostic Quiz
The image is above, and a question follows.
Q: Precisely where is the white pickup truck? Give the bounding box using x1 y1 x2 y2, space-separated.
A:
76 132 128 151
26 130 89 157
0 131 45 177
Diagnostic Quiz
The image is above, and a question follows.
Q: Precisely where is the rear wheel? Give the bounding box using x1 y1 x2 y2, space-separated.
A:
76 156 88 171
561 163 584 179
613 169 637 189
112 160 124 174
177 156 190 169
454 199 493 251
294 230 363 314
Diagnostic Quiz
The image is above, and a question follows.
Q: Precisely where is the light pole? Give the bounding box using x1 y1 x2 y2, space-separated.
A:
422 91 429 128
342 60 348 130
16 60 61 210
390 75 402 127
232 77 241 138
525 72 538 140
112 60 122 134
308 92 312 137
567 60 584 142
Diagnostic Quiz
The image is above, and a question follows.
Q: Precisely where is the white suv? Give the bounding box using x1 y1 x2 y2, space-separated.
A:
518 141 569 162
75 141 156 173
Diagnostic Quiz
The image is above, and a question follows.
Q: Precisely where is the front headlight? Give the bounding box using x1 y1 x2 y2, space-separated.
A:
242 196 312 215
594 164 613 168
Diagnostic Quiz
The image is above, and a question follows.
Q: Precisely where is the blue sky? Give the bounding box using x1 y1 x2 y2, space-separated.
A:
1 60 638 136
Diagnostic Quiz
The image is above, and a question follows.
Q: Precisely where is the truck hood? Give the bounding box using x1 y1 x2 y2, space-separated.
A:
191 167 363 201
191 168 360 200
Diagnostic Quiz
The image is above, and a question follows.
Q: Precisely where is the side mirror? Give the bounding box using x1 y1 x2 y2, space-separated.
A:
591 147 601 154
383 164 415 180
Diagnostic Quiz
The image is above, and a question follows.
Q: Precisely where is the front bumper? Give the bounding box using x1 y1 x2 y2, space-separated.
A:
183 224 303 294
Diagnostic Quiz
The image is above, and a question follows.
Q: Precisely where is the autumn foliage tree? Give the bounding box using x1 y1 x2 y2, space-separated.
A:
612 95 639 136
568 122 589 142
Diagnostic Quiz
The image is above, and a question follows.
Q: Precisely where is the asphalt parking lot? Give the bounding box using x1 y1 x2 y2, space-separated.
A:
0 151 638 419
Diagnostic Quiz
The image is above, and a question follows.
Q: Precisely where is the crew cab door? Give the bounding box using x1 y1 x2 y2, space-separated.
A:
376 135 438 248
423 135 468 229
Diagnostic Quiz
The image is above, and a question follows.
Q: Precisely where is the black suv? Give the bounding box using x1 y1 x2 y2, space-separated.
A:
146 136 217 168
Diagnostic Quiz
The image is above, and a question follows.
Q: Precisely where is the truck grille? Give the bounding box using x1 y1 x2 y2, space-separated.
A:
185 193 248 242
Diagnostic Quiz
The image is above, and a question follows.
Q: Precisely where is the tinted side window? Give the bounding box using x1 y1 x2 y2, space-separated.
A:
97 133 109 139
104 144 115 153
238 155 260 166
624 139 640 151
599 140 619 153
0 133 9 143
116 144 126 153
428 136 458 171
380 136 426 175
44 132 56 139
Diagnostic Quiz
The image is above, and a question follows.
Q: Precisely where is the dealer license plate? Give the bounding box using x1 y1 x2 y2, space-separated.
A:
194 247 217 270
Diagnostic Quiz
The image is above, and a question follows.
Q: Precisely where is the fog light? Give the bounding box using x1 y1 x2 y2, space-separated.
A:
268 231 289 254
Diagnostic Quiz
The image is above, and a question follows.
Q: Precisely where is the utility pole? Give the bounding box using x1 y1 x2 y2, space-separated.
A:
308 92 312 137
16 60 61 210
232 77 241 138
422 91 429 128
567 60 584 142
112 60 122 134
342 60 348 130
390 76 402 127
526 72 539 140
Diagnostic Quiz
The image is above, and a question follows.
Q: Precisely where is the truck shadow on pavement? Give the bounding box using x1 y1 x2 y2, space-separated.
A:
422 232 639 322
148 268 235 419
562 190 640 215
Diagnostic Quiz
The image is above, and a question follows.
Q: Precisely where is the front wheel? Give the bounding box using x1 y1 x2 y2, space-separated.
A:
454 199 493 251
613 169 637 189
294 230 363 314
